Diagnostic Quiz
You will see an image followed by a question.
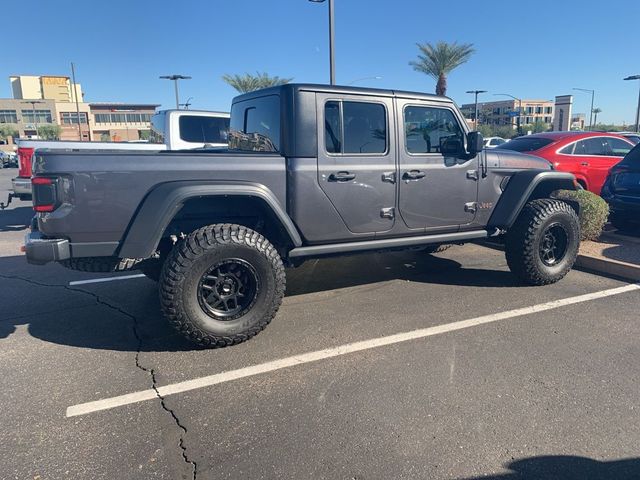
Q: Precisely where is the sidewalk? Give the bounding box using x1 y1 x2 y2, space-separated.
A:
576 229 640 281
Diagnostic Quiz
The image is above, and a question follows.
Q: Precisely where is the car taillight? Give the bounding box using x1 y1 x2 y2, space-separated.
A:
32 177 57 212
17 147 34 178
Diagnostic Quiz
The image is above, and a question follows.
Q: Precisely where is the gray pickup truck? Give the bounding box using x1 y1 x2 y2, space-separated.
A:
25 84 580 347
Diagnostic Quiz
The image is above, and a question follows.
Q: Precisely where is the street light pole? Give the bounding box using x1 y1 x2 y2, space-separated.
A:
70 62 83 141
494 93 522 135
623 75 640 133
309 0 335 85
160 75 192 109
573 88 595 131
466 90 487 129
23 100 44 138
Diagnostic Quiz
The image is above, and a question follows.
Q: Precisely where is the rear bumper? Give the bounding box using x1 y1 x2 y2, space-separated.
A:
11 177 32 199
24 230 70 265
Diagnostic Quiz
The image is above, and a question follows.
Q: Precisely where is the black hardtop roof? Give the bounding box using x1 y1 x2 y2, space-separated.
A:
232 83 453 104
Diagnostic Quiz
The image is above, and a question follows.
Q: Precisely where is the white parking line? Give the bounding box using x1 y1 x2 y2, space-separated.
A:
69 274 146 286
66 282 640 418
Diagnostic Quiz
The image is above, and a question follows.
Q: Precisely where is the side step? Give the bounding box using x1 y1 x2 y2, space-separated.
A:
288 230 490 259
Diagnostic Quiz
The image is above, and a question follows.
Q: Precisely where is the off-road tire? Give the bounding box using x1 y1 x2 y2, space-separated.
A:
422 244 452 254
159 224 286 348
505 199 580 286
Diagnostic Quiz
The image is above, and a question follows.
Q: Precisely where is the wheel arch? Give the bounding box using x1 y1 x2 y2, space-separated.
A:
117 181 302 259
488 170 578 230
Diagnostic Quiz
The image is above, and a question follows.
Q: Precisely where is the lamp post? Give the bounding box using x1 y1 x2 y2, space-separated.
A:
179 97 193 110
347 76 382 85
494 93 522 135
623 75 640 133
160 75 191 109
309 0 335 85
22 100 44 138
466 90 487 129
572 88 595 131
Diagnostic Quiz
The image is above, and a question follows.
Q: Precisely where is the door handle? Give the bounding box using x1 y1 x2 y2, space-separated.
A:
580 162 589 166
403 170 426 181
328 171 356 182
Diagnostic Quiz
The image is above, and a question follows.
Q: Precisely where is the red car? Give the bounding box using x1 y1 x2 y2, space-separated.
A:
496 132 635 194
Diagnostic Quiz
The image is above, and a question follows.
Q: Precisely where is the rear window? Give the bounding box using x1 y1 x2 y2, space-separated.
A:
620 144 640 165
229 95 280 152
179 115 230 144
496 137 554 152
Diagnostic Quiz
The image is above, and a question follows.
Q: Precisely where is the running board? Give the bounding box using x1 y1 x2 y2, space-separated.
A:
288 230 490 259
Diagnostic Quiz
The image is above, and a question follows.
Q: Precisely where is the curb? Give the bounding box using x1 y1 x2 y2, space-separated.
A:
575 254 640 282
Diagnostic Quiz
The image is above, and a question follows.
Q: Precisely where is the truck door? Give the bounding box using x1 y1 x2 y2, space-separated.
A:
396 100 478 231
316 93 397 234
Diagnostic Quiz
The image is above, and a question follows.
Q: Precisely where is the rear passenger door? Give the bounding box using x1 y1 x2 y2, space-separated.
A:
397 100 478 231
316 94 397 234
573 137 629 193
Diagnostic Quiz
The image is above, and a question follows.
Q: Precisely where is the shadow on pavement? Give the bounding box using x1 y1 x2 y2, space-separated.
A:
460 455 640 479
0 206 31 232
0 248 520 352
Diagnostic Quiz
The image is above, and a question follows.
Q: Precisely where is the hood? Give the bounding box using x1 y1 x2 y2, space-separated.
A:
485 149 552 170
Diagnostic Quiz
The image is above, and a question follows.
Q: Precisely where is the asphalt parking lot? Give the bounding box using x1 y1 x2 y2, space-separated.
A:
1 168 640 479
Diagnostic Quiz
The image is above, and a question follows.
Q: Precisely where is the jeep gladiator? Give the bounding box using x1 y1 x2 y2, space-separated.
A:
25 84 580 347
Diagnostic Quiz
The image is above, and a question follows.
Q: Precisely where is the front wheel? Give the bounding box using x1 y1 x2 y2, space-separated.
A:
159 224 286 348
505 199 580 286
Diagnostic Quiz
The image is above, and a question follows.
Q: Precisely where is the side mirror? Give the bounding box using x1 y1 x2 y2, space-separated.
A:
467 131 484 156
440 136 464 157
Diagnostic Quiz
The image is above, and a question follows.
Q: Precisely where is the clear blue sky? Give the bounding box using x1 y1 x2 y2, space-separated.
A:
2 0 639 124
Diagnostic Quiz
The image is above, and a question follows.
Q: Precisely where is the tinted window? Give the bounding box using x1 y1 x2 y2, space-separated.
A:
179 116 230 144
559 143 575 154
623 134 640 144
323 101 387 154
496 137 554 152
324 101 341 153
404 106 463 154
491 138 505 146
229 95 280 152
605 137 633 156
575 137 607 155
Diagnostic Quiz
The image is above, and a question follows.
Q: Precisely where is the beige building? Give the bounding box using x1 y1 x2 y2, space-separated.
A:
461 99 554 128
10 75 83 103
90 103 159 141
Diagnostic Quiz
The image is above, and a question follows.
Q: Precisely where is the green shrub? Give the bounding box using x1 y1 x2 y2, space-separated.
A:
554 189 609 241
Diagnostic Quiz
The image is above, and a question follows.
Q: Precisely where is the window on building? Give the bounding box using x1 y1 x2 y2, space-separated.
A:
126 113 141 123
535 106 543 114
525 106 534 114
229 94 281 152
0 110 18 123
94 113 110 123
404 106 463 154
179 115 230 144
493 107 501 115
544 116 552 123
21 109 52 123
545 107 553 114
60 112 88 124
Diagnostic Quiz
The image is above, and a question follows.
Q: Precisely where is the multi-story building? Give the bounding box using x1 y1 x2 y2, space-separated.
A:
1 75 158 143
460 99 554 129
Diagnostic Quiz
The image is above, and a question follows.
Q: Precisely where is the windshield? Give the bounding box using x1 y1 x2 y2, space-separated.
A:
496 137 555 152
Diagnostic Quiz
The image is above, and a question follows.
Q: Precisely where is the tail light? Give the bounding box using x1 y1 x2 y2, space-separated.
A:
17 147 34 178
32 177 57 212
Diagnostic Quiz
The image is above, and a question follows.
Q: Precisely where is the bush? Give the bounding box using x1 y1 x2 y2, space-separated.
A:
554 189 609 241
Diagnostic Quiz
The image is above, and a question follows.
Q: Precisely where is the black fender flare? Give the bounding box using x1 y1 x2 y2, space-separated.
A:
117 181 302 259
488 170 578 230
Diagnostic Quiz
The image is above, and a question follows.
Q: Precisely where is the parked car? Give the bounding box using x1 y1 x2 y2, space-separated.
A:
483 136 507 148
496 132 635 194
601 143 640 230
25 83 581 347
2 110 230 209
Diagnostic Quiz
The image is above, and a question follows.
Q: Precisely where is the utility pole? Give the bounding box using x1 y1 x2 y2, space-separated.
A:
466 90 487 129
573 88 595 131
623 75 640 133
160 75 192 109
309 0 335 84
70 62 83 141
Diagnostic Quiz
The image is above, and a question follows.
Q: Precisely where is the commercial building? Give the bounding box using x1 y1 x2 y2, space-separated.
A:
460 99 554 129
0 75 158 143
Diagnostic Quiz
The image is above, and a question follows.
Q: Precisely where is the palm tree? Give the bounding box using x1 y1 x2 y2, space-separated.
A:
592 107 602 126
222 72 293 93
409 41 475 96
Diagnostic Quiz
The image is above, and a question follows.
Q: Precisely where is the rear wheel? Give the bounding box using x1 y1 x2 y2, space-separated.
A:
159 224 286 348
505 199 579 285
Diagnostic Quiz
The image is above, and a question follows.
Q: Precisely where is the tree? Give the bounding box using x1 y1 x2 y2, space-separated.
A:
0 124 18 142
592 108 602 126
100 132 111 142
409 41 475 96
531 120 550 133
38 125 62 140
222 72 293 93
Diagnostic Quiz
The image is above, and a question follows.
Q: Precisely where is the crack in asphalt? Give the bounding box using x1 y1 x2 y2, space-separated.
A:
0 274 197 479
